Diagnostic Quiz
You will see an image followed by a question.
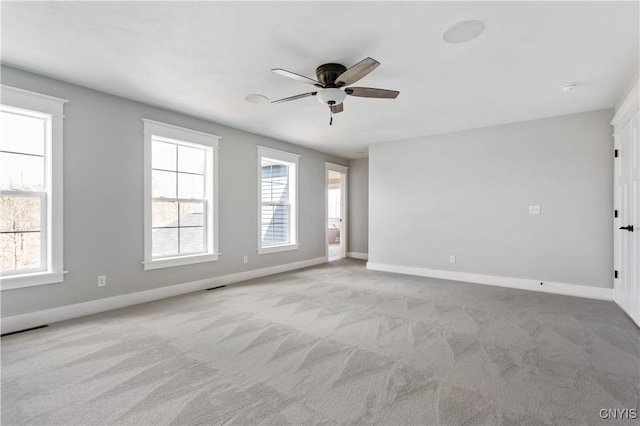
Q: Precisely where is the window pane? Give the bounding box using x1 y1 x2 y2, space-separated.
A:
328 188 341 218
261 158 275 169
152 201 178 228
179 227 204 254
261 204 289 246
0 196 41 232
261 163 288 203
0 152 45 191
152 227 178 257
1 231 41 272
152 141 177 171
178 173 204 199
0 111 46 156
179 202 204 227
152 170 177 198
178 145 205 174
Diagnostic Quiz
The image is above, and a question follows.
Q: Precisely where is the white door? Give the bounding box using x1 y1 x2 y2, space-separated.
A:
614 96 640 327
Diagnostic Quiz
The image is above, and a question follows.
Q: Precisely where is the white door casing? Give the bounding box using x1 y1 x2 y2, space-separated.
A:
326 162 349 260
612 79 640 327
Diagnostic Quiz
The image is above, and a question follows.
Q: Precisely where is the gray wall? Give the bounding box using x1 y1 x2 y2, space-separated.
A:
347 158 368 255
1 66 347 317
369 109 614 288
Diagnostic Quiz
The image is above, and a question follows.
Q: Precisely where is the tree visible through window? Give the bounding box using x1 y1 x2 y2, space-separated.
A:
0 86 65 288
0 109 47 274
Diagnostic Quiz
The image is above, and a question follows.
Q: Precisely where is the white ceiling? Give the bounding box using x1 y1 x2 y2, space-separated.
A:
2 1 638 159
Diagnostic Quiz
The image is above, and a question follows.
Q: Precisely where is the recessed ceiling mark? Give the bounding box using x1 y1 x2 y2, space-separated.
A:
442 20 485 44
244 94 269 104
561 82 579 92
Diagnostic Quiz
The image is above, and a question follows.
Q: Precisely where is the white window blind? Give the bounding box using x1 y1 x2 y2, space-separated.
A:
261 159 290 246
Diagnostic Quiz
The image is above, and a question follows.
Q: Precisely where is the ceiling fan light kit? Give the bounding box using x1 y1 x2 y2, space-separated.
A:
270 57 399 125
317 88 346 106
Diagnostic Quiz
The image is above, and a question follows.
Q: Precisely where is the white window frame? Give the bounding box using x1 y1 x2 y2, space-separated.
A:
142 119 220 270
0 85 67 290
257 145 300 255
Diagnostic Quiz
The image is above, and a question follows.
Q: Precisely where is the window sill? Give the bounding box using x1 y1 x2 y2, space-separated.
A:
143 253 220 270
1 271 67 291
257 243 300 255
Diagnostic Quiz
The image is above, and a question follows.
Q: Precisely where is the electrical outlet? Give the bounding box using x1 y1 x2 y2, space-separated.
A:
529 205 541 215
243 255 248 264
97 275 106 287
449 255 456 264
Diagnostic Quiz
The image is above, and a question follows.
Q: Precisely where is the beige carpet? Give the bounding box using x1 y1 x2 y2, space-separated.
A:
2 259 639 425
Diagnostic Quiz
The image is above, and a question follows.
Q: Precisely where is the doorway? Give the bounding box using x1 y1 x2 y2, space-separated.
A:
326 163 348 262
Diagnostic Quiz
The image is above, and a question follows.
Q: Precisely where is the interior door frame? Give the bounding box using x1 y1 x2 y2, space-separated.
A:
325 162 349 261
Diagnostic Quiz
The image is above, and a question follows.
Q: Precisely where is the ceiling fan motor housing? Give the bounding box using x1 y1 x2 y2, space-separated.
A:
315 63 348 105
316 63 347 87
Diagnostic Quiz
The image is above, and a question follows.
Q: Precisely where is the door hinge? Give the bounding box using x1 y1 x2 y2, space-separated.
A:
615 209 618 218
615 270 618 279
614 149 619 158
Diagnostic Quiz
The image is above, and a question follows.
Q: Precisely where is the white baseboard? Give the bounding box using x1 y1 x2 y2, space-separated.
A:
1 256 326 335
347 252 369 260
366 262 614 301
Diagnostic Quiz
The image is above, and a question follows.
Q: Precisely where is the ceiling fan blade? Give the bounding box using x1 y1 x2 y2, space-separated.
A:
330 103 344 113
345 87 399 99
271 92 317 104
272 68 322 87
335 57 380 87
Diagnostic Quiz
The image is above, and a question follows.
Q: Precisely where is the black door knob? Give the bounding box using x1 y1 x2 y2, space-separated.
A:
619 225 634 232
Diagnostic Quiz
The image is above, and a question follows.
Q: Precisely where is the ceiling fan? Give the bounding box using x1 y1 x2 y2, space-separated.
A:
271 57 399 124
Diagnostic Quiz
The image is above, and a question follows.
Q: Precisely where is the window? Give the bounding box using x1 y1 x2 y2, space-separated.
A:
0 85 66 289
143 119 219 270
257 146 299 254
